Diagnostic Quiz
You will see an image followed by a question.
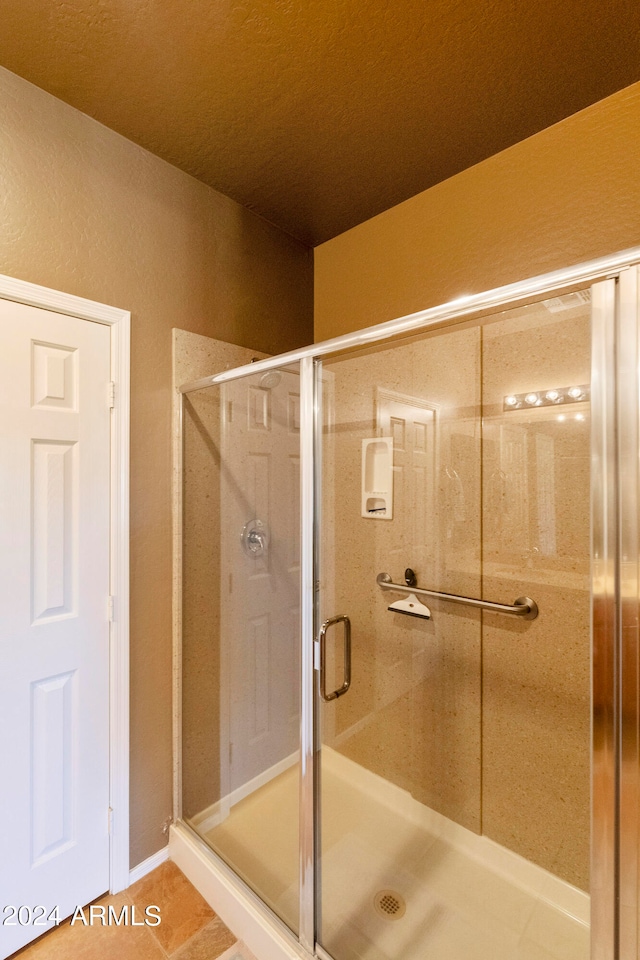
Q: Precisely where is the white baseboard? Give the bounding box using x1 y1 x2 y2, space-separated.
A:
192 751 299 835
128 845 170 886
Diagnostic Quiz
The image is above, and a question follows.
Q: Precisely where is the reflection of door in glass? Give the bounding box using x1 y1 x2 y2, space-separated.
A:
182 363 303 936
376 388 438 582
220 369 301 802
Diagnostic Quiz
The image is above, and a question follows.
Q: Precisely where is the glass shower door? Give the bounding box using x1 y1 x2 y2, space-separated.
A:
315 296 592 960
181 361 303 934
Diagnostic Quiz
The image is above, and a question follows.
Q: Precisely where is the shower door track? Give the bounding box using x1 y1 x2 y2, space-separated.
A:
170 819 308 959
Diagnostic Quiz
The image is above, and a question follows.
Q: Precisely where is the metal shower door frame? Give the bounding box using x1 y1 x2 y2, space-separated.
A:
177 247 640 960
307 267 639 960
607 265 640 960
591 265 640 960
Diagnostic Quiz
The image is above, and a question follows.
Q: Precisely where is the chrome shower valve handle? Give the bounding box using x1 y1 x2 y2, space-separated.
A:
241 519 269 557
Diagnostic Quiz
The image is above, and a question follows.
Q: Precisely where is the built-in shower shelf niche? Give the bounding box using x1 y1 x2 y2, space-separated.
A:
362 437 393 519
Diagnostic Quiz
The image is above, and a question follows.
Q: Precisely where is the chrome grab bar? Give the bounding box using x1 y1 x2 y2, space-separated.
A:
376 572 538 620
319 615 352 701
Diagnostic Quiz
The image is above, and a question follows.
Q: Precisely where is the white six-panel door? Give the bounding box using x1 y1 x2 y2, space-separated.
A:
0 300 111 957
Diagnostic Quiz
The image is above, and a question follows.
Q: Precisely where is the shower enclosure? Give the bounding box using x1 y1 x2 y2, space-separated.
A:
174 251 640 960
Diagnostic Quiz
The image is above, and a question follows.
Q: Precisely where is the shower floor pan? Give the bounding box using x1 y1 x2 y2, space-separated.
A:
199 748 589 960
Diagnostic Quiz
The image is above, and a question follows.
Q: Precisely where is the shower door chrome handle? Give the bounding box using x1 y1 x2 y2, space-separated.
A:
319 615 351 701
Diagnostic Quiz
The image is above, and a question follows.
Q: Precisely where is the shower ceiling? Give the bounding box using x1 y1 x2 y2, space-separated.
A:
0 0 637 246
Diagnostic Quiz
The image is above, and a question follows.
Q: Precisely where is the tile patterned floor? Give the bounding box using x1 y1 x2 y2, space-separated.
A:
10 861 255 960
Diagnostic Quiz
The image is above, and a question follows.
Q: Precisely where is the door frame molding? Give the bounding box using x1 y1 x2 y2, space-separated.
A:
0 272 131 894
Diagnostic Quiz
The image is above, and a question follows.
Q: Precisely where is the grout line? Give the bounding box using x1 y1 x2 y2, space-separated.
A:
152 923 171 960
214 943 248 960
164 915 239 959
165 918 212 958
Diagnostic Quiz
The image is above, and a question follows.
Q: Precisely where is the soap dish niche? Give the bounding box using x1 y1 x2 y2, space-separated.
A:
362 437 393 520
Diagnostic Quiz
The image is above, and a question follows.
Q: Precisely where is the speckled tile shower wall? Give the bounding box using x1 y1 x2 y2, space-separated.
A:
320 299 591 889
320 325 483 833
481 304 590 889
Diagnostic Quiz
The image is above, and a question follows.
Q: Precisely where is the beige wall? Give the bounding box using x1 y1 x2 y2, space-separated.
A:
314 82 640 341
0 66 313 867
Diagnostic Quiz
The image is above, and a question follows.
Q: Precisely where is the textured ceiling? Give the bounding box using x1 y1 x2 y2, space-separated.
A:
0 0 638 246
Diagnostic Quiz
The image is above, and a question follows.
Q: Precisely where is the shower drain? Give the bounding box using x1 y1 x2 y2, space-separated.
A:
373 890 406 920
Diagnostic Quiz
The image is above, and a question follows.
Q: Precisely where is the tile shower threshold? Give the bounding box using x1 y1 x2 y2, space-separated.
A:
169 821 308 960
